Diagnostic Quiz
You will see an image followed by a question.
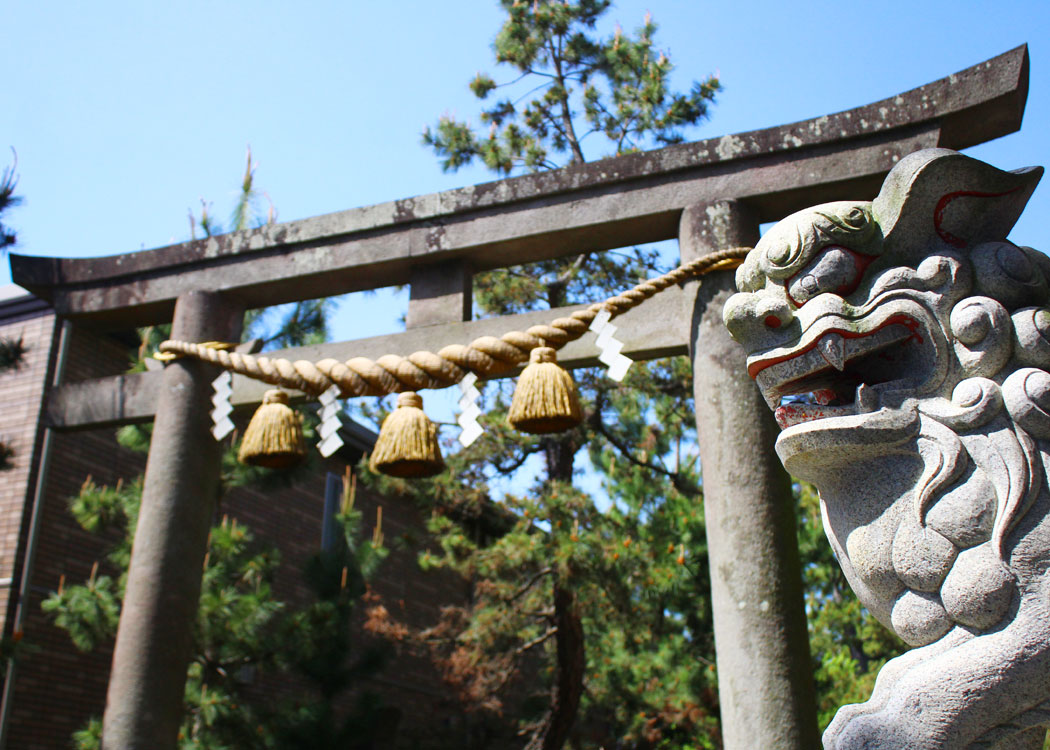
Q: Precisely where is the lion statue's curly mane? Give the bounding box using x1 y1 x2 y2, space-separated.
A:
724 148 1050 749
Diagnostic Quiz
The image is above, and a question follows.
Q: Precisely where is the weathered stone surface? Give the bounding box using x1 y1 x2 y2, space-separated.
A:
406 260 472 328
725 148 1050 748
925 465 997 548
891 517 957 592
940 543 1014 630
890 590 951 646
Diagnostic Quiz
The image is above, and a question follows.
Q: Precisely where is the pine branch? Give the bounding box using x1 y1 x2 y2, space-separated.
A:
590 414 700 498
0 336 25 372
515 626 557 655
508 566 554 602
0 149 21 252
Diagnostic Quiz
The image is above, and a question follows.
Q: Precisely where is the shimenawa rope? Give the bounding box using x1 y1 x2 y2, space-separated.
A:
155 247 749 397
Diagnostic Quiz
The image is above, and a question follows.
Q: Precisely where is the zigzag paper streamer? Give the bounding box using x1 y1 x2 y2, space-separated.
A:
457 372 483 447
317 384 344 457
210 371 235 440
589 309 632 382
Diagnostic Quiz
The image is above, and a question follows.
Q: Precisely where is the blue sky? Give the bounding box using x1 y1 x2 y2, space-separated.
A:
5 0 1049 495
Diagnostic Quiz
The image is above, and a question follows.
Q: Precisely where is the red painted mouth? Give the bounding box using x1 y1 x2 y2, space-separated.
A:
749 315 926 429
748 315 923 379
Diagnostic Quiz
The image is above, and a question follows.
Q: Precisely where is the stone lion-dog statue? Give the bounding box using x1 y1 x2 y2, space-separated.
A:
724 148 1049 749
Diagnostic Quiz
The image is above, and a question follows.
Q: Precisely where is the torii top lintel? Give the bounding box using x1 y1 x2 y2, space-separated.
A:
9 45 1030 327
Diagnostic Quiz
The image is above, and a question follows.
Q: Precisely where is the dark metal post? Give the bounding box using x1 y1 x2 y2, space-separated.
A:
102 291 242 750
680 201 818 749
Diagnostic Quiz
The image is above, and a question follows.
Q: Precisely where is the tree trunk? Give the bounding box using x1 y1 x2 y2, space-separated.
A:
523 422 585 750
525 582 585 750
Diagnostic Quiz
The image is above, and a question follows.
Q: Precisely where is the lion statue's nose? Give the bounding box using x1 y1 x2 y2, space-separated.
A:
723 289 794 350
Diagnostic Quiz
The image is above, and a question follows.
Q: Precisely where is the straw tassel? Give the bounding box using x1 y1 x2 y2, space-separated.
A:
507 346 582 434
369 392 445 478
237 390 307 469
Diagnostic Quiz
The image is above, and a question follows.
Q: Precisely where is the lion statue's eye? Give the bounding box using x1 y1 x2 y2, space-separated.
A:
786 245 876 307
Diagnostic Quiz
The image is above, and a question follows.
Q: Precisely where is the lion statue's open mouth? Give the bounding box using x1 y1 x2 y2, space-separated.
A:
725 148 1050 749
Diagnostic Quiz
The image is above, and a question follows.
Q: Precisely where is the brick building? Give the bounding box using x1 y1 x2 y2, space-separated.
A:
0 285 495 749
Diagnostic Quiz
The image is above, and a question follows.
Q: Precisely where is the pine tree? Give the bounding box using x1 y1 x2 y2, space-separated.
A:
362 3 723 748
423 1 719 174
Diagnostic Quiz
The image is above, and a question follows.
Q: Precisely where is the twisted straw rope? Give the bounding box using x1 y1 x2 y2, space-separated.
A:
157 247 750 399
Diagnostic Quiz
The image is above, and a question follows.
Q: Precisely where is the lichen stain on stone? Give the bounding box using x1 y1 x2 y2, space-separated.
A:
715 134 746 161
392 197 417 224
663 152 691 170
202 237 221 260
424 224 449 253
494 181 514 202
704 203 728 226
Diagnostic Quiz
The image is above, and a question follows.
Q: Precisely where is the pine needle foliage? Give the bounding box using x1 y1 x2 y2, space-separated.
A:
188 145 274 240
0 336 26 372
0 149 21 253
183 146 333 356
43 469 390 750
422 0 720 174
0 152 25 378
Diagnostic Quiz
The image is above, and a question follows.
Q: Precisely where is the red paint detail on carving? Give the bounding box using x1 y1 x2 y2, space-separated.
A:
764 315 782 328
747 314 921 379
933 188 1020 248
774 403 841 430
785 246 879 308
813 389 837 405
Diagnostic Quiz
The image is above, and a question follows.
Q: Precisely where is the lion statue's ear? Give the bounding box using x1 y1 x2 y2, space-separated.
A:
873 148 1043 261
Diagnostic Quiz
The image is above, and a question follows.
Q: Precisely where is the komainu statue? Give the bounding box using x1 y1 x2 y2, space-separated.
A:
724 148 1050 749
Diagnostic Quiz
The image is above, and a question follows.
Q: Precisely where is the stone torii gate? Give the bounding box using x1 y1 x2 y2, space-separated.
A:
9 45 1030 750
